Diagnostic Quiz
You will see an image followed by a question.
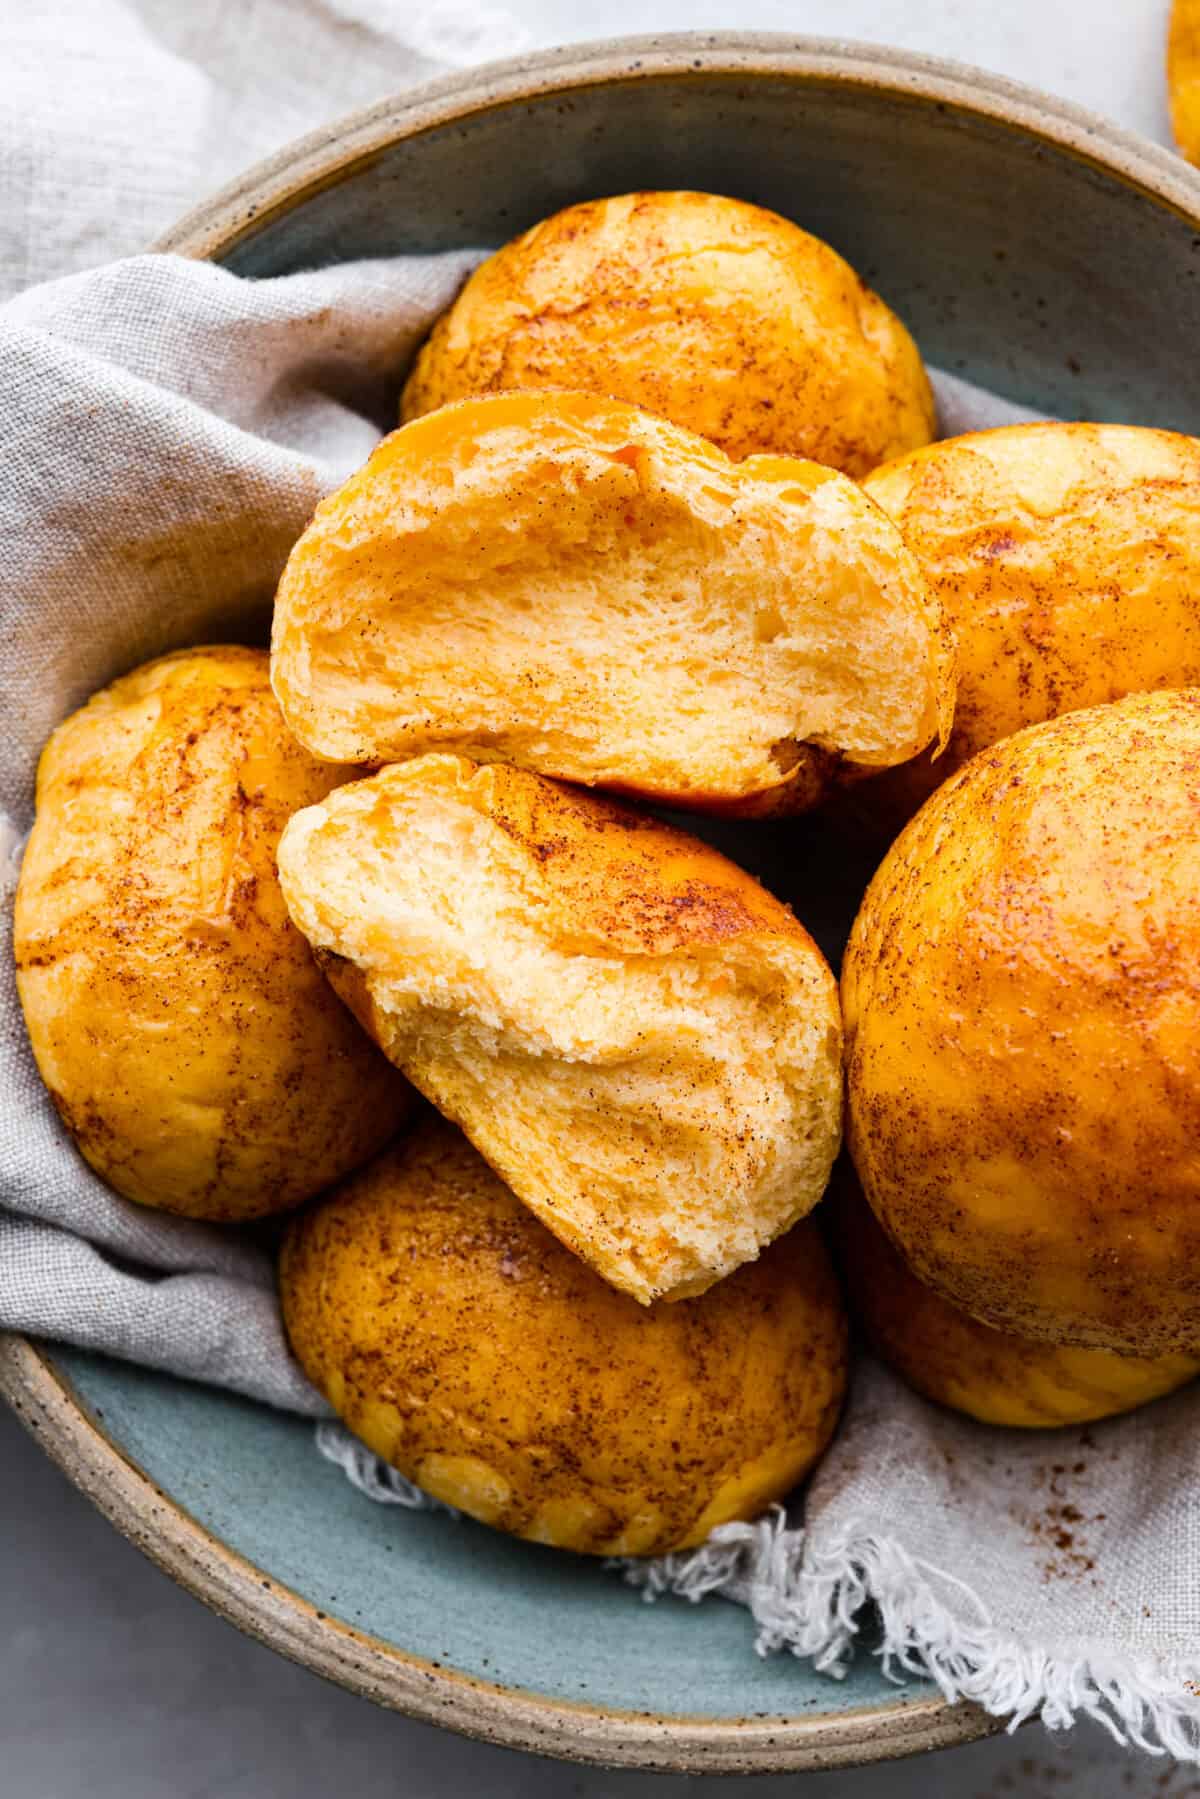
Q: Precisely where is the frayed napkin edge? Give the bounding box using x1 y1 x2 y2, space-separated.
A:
631 1514 1200 1762
318 1421 1200 1760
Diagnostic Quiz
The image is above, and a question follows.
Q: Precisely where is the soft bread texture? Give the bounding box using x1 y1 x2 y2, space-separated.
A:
400 190 936 477
837 1177 1200 1429
270 390 952 814
13 647 411 1221
280 1120 848 1555
276 753 844 1303
1170 0 1200 163
269 393 949 816
843 690 1200 1358
860 422 1200 826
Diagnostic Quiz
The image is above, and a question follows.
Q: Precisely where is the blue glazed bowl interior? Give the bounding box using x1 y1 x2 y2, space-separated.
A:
59 1350 910 1719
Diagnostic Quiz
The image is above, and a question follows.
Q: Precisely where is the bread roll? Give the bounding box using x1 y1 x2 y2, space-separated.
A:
281 1120 847 1555
277 753 843 1302
270 390 952 815
14 647 411 1220
401 190 935 477
1170 0 1200 164
844 689 1200 1356
838 1177 1200 1428
861 422 1200 826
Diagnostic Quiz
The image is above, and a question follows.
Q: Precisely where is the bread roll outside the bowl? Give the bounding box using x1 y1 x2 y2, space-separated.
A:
276 753 844 1304
400 190 936 477
1170 0 1200 165
859 422 1200 829
280 1120 848 1555
269 389 952 816
837 1177 1200 1429
843 689 1200 1358
13 647 411 1221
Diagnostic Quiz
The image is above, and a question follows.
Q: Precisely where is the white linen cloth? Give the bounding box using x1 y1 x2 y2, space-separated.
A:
2 0 1197 1761
0 0 528 299
0 0 528 1410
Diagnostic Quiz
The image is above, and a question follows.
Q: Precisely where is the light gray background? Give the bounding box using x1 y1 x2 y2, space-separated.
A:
2 2 1192 1795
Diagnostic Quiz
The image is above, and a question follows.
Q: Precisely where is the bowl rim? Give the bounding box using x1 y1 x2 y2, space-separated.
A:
0 1335 992 1772
155 29 1200 264
8 27 1200 1774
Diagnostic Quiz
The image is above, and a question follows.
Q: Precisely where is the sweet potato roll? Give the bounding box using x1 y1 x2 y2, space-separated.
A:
837 1176 1199 1429
400 190 936 477
860 421 1200 826
14 647 410 1221
270 391 951 815
277 753 844 1304
282 1119 847 1555
844 689 1200 1358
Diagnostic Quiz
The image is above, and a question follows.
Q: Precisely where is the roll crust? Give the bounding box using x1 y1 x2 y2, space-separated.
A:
861 422 1200 825
281 1120 848 1555
1170 0 1200 165
13 647 411 1220
401 190 936 476
844 690 1200 1356
837 1176 1200 1428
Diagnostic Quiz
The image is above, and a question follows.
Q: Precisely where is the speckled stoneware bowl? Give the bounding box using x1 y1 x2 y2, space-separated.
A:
7 32 1200 1776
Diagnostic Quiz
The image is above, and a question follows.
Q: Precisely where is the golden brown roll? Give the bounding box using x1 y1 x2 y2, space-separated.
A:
14 647 411 1220
281 1120 848 1554
838 1177 1200 1428
860 422 1200 825
1170 0 1200 164
401 190 935 476
270 390 952 815
276 752 843 1303
843 689 1200 1357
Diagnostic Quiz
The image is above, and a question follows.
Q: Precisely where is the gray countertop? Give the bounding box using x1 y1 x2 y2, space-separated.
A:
2 2 1191 1793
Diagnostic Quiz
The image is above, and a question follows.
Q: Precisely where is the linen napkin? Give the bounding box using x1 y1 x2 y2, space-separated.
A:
0 0 528 1411
0 0 528 299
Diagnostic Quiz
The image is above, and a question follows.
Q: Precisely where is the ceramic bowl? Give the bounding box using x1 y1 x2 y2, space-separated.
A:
7 32 1200 1776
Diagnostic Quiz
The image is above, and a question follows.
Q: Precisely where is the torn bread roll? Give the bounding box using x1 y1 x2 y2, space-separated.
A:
276 753 843 1303
269 390 952 815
